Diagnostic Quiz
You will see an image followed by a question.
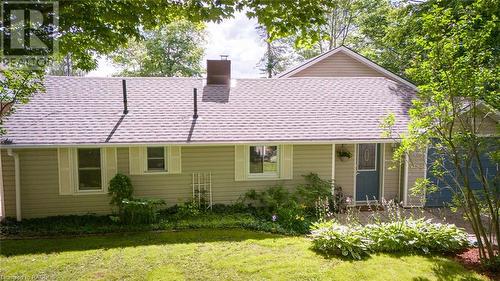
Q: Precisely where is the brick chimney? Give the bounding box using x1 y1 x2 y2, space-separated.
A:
206 55 231 85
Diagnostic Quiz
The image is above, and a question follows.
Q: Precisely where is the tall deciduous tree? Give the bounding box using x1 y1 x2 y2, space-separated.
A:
46 54 87 76
256 26 296 78
383 0 499 266
111 21 206 77
292 0 367 59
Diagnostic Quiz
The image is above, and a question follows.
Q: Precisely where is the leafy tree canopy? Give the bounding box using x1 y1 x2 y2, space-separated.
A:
22 0 344 71
111 20 206 77
0 68 45 136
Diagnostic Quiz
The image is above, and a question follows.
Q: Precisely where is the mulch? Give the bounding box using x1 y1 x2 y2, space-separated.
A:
453 247 499 280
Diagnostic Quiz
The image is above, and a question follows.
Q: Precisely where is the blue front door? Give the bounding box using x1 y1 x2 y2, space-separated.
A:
356 143 380 202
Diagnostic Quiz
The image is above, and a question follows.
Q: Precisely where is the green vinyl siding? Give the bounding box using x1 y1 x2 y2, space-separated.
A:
2 145 332 218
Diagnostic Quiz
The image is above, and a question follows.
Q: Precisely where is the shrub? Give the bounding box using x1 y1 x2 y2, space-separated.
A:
275 205 313 233
244 185 293 214
310 220 371 260
176 201 201 218
310 218 469 259
108 173 133 212
295 173 332 208
121 198 166 224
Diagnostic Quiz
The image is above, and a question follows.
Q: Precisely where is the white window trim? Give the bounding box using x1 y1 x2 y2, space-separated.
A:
144 146 168 174
247 145 280 180
74 148 107 195
356 143 377 172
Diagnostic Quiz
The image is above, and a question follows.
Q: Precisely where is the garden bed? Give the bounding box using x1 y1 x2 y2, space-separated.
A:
0 212 294 239
453 247 499 280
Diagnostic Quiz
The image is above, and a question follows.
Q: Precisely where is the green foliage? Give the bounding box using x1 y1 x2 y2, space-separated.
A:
111 20 206 77
244 185 311 233
108 173 134 211
175 201 201 219
0 68 45 135
275 205 312 234
364 219 469 254
0 1 349 71
120 198 166 225
256 26 297 78
336 150 352 159
310 219 469 260
244 185 294 214
243 174 345 233
0 207 301 237
310 220 370 260
295 173 333 208
380 0 499 263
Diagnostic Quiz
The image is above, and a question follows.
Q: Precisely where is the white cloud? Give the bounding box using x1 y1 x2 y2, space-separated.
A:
87 57 115 77
205 12 265 78
87 12 265 78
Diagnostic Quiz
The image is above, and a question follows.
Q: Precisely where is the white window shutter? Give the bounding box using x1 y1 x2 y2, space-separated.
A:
129 147 144 175
168 146 182 174
234 145 247 181
102 148 117 192
58 148 75 195
279 145 294 180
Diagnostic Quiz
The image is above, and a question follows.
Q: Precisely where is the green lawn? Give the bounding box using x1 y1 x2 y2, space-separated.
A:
0 229 487 281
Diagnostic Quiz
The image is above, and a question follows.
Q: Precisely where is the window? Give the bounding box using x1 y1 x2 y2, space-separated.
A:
357 143 377 171
77 148 102 191
147 147 167 172
249 145 278 175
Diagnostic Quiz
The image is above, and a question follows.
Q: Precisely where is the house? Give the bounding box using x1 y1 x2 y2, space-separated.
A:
0 46 449 220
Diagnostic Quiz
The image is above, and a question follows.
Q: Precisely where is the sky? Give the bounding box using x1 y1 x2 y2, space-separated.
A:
87 12 266 78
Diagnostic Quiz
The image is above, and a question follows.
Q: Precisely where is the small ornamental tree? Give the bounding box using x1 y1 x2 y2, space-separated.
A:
108 173 134 213
382 0 499 266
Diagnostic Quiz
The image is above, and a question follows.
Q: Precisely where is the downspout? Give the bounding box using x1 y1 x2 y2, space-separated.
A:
7 149 21 221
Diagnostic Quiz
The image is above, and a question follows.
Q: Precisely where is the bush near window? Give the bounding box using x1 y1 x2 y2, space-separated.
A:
244 185 312 233
243 173 346 233
295 173 332 210
121 198 166 224
108 173 133 213
310 219 469 260
108 174 166 224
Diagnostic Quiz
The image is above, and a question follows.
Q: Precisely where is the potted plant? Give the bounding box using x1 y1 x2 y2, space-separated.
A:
337 150 352 162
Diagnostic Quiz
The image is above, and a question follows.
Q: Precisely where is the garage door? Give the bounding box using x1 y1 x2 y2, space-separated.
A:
425 140 499 207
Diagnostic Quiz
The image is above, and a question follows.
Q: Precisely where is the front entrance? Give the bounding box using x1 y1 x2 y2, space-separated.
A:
356 143 380 202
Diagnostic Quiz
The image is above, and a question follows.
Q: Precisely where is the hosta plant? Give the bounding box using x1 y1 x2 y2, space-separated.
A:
310 220 371 260
310 218 469 260
364 218 469 254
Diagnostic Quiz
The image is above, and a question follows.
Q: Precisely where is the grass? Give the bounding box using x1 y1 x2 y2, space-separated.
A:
0 229 488 281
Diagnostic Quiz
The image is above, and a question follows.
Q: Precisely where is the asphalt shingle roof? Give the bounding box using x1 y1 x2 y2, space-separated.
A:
2 76 415 145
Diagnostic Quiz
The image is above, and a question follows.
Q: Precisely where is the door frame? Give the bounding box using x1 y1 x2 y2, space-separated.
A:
353 143 384 204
